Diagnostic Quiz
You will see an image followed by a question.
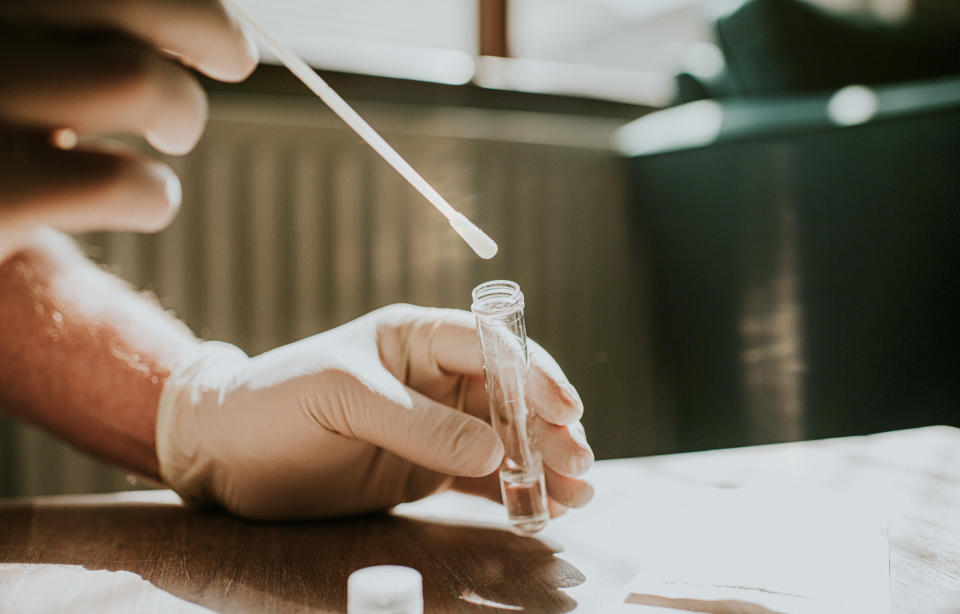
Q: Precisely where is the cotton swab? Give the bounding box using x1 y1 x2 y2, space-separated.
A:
226 1 499 260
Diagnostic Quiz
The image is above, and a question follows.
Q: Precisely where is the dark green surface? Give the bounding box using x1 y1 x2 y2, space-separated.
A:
715 0 960 96
628 88 960 451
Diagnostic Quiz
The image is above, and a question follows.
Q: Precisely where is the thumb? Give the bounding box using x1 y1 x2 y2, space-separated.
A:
337 382 504 478
402 387 505 477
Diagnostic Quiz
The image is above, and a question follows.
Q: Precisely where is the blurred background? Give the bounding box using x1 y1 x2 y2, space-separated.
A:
1 0 958 496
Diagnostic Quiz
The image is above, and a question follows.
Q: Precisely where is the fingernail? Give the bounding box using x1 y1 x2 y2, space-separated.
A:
231 20 260 79
567 425 594 475
574 447 595 476
135 163 182 232
160 165 182 210
569 422 588 447
562 384 583 411
243 28 260 70
573 482 595 507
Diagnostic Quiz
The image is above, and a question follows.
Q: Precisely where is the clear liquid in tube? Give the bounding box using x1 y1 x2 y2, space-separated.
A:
500 465 549 535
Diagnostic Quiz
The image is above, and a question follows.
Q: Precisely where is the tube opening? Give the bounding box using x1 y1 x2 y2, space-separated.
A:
471 280 524 317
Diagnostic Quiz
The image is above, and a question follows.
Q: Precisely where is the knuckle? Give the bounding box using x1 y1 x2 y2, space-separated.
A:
109 45 203 114
377 303 421 320
189 0 233 22
435 307 476 330
94 153 141 191
154 0 227 28
301 365 385 442
108 46 164 108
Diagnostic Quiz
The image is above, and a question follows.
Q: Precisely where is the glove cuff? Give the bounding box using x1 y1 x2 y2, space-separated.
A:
156 340 248 504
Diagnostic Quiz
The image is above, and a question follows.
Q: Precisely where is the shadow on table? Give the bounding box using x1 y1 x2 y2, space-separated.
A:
0 500 583 613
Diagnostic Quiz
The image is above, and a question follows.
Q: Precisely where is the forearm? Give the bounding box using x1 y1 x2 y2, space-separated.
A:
0 230 198 479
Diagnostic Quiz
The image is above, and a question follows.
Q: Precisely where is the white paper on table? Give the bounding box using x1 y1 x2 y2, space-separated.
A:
618 484 890 614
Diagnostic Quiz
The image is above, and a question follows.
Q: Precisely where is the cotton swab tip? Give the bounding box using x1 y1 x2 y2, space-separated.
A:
449 213 498 259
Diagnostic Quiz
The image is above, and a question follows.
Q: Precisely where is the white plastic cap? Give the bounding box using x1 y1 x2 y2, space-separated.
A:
347 565 423 614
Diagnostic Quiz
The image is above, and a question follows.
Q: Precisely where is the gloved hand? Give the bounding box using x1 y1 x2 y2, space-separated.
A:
0 0 258 261
156 304 594 520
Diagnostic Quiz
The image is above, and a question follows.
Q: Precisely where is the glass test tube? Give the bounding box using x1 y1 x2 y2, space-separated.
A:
471 280 549 535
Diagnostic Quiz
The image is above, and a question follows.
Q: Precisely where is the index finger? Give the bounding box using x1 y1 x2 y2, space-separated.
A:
427 310 584 426
526 339 584 425
2 0 258 82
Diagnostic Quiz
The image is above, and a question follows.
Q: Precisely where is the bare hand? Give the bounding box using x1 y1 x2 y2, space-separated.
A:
0 0 258 255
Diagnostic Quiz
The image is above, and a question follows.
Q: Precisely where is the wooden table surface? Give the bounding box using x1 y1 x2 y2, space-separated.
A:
2 426 959 613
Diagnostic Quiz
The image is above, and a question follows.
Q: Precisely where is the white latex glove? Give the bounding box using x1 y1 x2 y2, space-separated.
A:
156 304 594 520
